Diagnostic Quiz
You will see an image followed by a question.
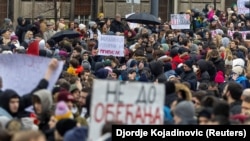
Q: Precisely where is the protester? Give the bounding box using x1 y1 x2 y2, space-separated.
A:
1 2 250 140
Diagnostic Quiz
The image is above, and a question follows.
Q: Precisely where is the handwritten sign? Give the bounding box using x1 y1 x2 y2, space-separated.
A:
171 14 190 29
98 35 125 57
227 30 250 39
88 79 165 141
237 0 249 15
0 54 63 96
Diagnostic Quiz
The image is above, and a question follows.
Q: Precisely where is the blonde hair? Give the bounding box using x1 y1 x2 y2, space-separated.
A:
11 130 45 141
24 31 33 39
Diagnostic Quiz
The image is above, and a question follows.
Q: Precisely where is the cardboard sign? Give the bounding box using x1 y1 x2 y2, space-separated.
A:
171 14 190 29
98 35 125 57
0 54 63 96
88 80 165 141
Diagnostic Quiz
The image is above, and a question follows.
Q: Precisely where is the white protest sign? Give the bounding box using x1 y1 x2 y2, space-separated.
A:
171 14 190 29
237 0 249 15
228 30 250 39
126 13 141 29
0 54 63 96
88 79 165 141
98 35 125 57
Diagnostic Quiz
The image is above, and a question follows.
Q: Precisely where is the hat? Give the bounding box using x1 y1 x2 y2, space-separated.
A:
89 21 96 28
129 60 137 68
183 60 193 69
47 39 56 47
216 29 224 35
161 43 169 52
46 21 53 26
57 90 75 102
55 101 74 121
11 35 18 41
69 84 79 93
64 127 88 141
81 61 91 70
174 101 195 120
56 119 77 137
59 50 68 58
98 13 104 18
190 44 198 52
79 24 86 30
214 71 225 83
232 66 244 76
221 37 230 47
95 68 109 79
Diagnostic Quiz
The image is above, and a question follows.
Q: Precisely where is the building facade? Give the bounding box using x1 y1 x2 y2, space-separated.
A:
0 0 234 27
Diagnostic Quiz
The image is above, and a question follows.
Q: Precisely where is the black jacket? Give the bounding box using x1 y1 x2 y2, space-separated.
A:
0 79 48 118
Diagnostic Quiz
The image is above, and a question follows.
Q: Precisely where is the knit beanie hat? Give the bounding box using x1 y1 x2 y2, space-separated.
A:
232 66 244 76
183 60 193 69
55 101 74 121
64 127 88 141
174 101 195 120
214 71 225 83
55 119 76 137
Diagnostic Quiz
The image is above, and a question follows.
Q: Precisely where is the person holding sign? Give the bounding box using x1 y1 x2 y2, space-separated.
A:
0 59 59 120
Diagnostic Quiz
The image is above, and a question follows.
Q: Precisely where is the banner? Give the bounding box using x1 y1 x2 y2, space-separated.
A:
0 54 63 96
170 14 190 29
237 0 249 15
227 30 250 39
88 79 165 141
98 35 125 57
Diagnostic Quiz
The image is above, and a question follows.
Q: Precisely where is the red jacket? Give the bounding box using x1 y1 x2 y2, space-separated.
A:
171 55 183 70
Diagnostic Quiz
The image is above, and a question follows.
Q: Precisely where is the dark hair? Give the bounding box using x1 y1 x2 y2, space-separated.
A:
56 79 70 91
193 90 206 101
165 81 176 95
226 82 243 100
73 46 82 53
201 95 218 108
212 100 230 118
69 58 79 68
32 95 41 104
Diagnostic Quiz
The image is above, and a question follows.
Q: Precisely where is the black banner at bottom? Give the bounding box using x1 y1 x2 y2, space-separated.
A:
112 125 250 140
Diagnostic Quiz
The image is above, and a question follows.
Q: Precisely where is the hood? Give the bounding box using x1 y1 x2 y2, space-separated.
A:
175 83 192 101
33 89 53 119
17 17 24 26
149 60 164 77
0 89 20 117
94 62 104 72
197 59 208 72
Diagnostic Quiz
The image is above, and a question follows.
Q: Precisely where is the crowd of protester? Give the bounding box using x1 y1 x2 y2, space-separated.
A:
1 3 250 141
